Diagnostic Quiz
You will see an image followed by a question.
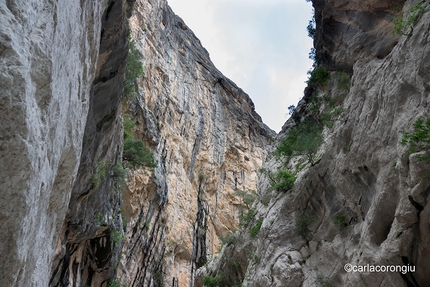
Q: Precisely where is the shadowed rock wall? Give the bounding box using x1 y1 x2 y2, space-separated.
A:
0 1 105 286
49 0 135 286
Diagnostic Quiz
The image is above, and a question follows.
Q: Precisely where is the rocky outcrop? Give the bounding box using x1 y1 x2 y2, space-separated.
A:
115 0 274 286
0 1 105 286
314 0 405 71
197 0 430 286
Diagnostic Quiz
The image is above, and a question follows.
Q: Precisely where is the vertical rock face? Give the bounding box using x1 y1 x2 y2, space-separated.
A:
49 0 134 286
0 1 104 286
117 0 274 286
197 0 430 287
0 0 272 286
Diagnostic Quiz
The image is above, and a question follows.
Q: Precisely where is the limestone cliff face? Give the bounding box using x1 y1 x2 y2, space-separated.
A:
0 0 272 286
0 1 105 286
116 0 274 286
49 1 134 286
197 0 430 286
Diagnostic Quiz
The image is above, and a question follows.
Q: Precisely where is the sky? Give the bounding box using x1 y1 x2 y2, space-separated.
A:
168 0 314 132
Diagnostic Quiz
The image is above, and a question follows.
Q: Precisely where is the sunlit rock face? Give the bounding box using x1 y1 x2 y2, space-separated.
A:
195 0 430 286
116 0 274 286
0 1 104 286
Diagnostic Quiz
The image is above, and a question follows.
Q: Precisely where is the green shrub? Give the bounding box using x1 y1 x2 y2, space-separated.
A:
220 233 237 246
393 2 426 36
123 138 157 168
307 66 329 87
153 271 164 287
112 230 124 247
260 194 271 206
249 219 263 238
338 72 351 91
198 172 205 184
333 212 348 227
113 162 126 178
240 208 256 227
122 214 129 231
94 212 107 226
401 118 430 162
107 279 127 287
306 93 343 128
307 16 316 39
112 162 126 193
124 40 144 99
91 161 108 188
276 119 323 166
123 114 136 139
288 105 296 115
295 213 314 236
271 170 296 192
248 251 260 265
320 107 343 128
203 275 226 287
309 47 320 67
233 189 257 208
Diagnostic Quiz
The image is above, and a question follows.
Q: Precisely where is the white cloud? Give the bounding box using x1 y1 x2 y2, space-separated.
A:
168 0 313 132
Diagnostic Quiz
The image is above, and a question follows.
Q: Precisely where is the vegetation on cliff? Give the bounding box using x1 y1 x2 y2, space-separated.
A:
393 2 427 36
401 117 430 163
124 40 144 99
122 112 156 168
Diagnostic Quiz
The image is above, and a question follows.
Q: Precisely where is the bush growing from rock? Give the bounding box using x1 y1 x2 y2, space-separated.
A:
401 118 430 162
295 213 314 236
124 40 144 99
307 66 329 87
203 274 226 287
271 170 296 191
276 119 323 166
393 2 427 36
333 212 348 227
123 138 157 168
249 219 263 238
123 114 136 139
91 160 108 188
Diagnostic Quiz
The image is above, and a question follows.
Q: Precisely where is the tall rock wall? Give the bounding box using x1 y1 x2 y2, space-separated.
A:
196 0 430 286
116 0 274 286
0 0 273 286
49 0 134 286
0 1 105 286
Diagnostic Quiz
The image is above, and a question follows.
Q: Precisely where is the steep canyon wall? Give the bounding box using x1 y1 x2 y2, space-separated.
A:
117 0 274 286
0 1 106 286
197 0 430 286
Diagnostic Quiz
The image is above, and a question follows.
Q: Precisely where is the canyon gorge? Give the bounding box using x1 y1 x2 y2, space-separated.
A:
1 0 430 286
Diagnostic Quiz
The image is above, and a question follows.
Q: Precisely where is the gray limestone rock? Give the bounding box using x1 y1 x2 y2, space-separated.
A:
0 1 104 286
196 1 430 286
